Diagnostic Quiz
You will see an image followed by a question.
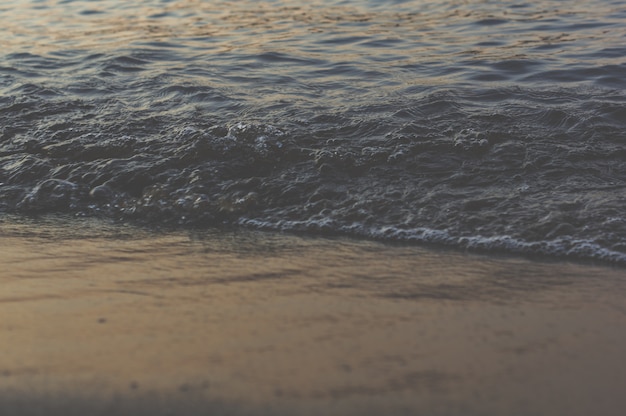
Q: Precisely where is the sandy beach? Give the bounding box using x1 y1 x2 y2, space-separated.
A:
1 216 626 416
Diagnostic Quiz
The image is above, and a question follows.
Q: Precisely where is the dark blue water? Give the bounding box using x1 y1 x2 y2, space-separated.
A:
1 0 626 263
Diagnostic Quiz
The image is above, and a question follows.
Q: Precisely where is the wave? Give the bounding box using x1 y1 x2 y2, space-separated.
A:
2 0 626 264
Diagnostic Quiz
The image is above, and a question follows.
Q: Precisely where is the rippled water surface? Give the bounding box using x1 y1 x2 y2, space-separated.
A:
1 0 626 262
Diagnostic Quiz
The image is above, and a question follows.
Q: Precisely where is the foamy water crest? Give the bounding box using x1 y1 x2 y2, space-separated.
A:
1 0 626 263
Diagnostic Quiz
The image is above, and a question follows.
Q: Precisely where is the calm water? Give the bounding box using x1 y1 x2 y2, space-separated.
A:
1 0 625 262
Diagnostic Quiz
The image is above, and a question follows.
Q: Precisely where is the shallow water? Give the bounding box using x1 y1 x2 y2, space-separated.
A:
1 0 626 262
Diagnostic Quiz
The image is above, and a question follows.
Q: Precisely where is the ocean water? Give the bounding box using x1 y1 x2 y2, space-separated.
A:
1 0 625 263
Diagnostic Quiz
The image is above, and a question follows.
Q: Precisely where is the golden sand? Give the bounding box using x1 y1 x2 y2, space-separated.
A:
1 217 626 415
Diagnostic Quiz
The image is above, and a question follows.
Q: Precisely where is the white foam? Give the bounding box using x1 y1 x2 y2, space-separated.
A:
239 217 626 264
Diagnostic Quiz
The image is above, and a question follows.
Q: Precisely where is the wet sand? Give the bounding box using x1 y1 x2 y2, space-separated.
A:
1 216 626 416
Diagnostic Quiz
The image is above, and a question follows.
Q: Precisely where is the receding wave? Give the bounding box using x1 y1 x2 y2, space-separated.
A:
2 87 626 264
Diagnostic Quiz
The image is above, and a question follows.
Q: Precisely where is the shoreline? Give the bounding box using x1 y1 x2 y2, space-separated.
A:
2 216 626 415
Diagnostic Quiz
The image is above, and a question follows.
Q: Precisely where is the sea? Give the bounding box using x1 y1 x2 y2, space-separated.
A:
1 0 625 263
